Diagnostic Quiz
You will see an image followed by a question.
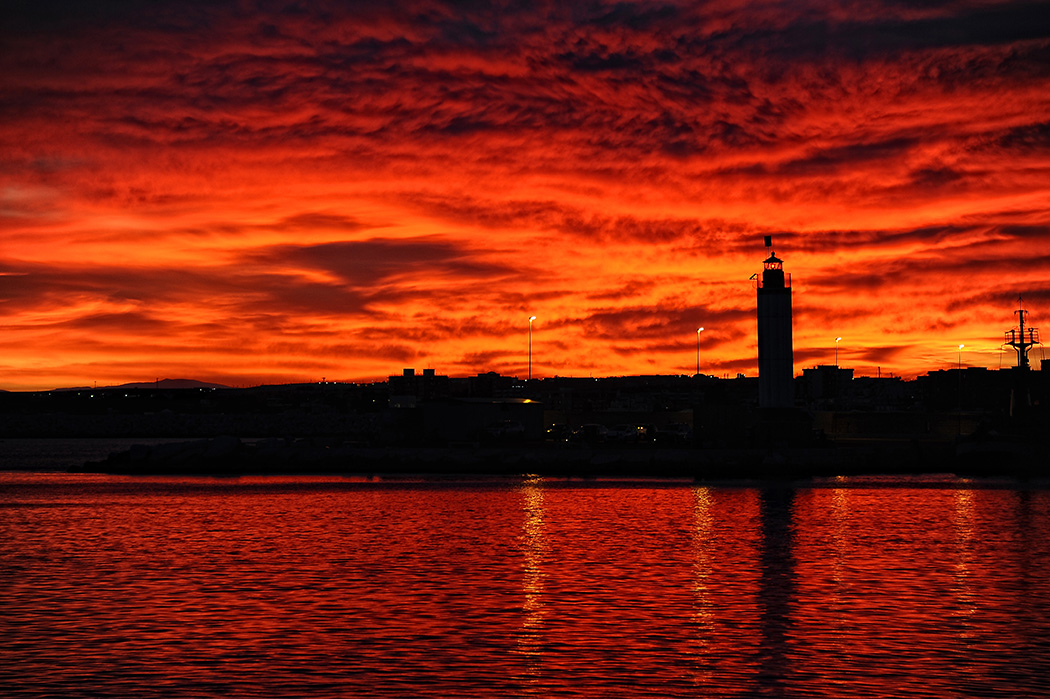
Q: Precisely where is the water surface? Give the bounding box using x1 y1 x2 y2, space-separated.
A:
2 472 1049 697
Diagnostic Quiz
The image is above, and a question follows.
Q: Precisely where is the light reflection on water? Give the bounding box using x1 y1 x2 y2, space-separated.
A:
518 475 546 690
2 473 1050 697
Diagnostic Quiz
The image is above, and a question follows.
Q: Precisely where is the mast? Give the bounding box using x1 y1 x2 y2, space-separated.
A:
1004 297 1039 369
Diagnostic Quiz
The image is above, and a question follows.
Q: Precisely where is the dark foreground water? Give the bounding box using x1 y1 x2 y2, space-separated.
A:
3 470 1050 697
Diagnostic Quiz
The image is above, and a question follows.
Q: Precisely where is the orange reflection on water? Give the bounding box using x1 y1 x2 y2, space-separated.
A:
5 476 1050 696
517 475 546 680
688 486 765 692
953 488 977 623
689 486 717 688
789 483 1050 697
690 485 714 615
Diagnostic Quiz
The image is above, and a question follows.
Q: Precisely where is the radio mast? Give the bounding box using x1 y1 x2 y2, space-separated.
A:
1004 297 1039 369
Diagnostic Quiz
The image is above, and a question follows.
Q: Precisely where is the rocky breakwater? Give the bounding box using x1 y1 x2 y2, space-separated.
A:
70 435 901 478
76 436 254 475
75 436 453 476
74 436 712 476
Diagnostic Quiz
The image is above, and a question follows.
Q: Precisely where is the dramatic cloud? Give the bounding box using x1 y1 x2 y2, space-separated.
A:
1 0 1049 388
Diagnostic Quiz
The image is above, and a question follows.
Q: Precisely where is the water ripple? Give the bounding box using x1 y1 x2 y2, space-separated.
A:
2 474 1049 696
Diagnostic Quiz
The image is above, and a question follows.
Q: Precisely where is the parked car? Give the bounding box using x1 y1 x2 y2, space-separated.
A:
607 424 649 443
572 423 609 443
655 423 693 445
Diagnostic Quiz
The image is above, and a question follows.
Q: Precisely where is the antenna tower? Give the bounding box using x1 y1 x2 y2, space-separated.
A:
1004 297 1040 369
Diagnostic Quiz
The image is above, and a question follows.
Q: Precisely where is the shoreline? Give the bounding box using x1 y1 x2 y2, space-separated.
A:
69 434 1049 479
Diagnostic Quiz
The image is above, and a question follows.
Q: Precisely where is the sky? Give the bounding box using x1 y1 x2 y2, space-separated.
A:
2 0 1049 390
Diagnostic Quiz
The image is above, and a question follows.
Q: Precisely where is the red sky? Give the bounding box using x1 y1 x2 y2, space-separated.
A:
2 1 1049 390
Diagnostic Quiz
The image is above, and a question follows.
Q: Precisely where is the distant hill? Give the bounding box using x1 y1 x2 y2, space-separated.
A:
54 378 230 391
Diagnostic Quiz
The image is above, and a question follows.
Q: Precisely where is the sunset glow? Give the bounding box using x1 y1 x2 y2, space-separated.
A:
3 1 1049 390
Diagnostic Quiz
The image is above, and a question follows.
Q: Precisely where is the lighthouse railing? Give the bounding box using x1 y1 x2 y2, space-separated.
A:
756 273 791 289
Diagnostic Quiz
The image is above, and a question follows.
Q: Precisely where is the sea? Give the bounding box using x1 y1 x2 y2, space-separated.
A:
2 438 1050 697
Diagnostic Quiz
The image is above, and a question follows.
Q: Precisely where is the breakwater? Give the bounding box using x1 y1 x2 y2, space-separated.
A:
70 434 1038 479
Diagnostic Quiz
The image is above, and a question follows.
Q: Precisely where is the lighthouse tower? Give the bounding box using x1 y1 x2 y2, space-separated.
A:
757 236 794 408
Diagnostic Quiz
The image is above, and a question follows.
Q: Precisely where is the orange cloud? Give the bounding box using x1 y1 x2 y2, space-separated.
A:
1 1 1048 389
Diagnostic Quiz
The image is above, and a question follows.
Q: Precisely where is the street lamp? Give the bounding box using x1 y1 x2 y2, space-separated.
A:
696 327 704 376
957 344 966 433
529 316 537 380
835 337 842 366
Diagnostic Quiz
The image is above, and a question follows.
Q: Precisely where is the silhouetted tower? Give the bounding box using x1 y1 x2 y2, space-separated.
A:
757 236 793 408
1005 297 1039 369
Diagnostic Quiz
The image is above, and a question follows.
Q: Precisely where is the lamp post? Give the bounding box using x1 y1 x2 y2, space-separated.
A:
957 344 965 433
696 327 704 376
529 316 537 380
835 337 842 366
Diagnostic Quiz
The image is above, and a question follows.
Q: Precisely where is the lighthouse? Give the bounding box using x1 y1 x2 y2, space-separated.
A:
757 236 794 408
